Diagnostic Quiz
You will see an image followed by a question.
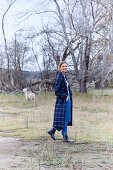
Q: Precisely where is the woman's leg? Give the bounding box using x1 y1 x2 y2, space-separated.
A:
61 123 67 137
63 97 74 142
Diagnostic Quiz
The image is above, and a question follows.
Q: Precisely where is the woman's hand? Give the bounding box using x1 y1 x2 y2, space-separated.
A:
66 97 69 101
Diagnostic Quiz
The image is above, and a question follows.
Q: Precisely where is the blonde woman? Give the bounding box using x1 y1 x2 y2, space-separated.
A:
47 61 74 142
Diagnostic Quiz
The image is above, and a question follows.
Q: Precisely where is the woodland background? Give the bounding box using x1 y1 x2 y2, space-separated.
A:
0 0 113 93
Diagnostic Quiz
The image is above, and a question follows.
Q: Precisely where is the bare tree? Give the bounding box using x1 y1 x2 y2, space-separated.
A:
88 0 113 88
8 33 30 89
1 0 17 83
51 0 113 92
18 0 113 91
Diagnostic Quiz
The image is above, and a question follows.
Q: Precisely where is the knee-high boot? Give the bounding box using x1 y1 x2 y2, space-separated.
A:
63 135 75 143
47 127 56 140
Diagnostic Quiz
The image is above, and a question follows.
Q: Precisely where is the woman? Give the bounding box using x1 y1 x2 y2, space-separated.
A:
47 61 74 142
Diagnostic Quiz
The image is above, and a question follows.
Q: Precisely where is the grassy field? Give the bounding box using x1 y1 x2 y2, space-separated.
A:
0 90 113 169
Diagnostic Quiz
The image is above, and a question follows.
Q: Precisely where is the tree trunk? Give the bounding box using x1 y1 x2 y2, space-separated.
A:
79 80 87 93
95 81 101 89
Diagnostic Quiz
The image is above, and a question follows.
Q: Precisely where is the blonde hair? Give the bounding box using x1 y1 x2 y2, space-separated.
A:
58 61 68 71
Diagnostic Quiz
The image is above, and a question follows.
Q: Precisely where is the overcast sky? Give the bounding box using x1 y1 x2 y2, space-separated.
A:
0 0 52 71
0 0 50 40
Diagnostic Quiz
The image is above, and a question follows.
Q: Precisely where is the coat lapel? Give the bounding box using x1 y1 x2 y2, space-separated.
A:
60 72 67 90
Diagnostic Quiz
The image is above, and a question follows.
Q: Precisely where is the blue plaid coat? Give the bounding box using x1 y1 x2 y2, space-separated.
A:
53 71 72 129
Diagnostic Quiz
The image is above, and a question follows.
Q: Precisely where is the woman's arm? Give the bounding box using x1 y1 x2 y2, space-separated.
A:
55 74 68 100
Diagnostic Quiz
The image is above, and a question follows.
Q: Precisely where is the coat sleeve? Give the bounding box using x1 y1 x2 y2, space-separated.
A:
55 74 68 100
69 85 72 100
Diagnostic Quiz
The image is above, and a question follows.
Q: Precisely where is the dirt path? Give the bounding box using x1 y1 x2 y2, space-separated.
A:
0 136 19 169
0 135 113 170
0 136 38 169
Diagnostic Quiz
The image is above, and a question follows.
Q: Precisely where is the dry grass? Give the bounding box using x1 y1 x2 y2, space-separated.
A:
0 91 113 142
72 92 113 143
0 90 113 169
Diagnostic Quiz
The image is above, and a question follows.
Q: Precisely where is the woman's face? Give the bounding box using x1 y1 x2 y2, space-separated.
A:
60 63 68 74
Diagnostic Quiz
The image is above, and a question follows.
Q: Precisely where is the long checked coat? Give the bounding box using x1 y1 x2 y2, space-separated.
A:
53 71 72 129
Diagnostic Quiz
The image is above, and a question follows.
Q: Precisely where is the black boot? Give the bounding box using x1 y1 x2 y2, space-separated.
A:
47 128 56 140
63 136 75 143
